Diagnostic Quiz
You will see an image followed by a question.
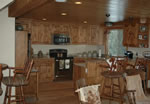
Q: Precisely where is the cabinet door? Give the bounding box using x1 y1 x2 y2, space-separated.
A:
31 23 51 44
15 31 28 67
70 25 79 44
34 59 54 83
123 23 138 47
89 25 104 45
70 25 89 44
78 25 89 44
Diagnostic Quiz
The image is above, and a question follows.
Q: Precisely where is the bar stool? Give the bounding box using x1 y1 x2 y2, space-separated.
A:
101 57 125 104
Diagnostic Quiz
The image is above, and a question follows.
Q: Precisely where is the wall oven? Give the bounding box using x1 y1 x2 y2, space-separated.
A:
49 49 73 81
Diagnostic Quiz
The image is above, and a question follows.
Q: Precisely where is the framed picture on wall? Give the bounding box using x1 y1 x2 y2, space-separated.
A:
144 35 147 40
140 25 147 32
138 34 142 40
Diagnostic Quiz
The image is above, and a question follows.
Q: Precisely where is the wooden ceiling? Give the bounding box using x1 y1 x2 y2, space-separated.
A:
9 0 150 24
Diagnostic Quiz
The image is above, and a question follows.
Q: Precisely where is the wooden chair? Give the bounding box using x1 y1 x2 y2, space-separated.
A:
76 78 87 89
125 57 148 93
75 84 101 104
0 64 3 96
125 74 150 104
2 59 34 104
76 78 87 104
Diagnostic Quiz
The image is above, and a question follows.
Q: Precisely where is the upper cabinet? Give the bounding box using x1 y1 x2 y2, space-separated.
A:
123 19 149 48
123 21 139 47
89 25 104 45
31 22 52 44
17 19 104 45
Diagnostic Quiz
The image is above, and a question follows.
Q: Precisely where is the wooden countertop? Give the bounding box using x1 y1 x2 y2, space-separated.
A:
74 63 86 68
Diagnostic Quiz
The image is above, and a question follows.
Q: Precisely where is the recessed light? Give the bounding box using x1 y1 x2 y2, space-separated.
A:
42 18 47 21
61 13 67 16
75 2 82 4
55 0 67 2
83 21 87 24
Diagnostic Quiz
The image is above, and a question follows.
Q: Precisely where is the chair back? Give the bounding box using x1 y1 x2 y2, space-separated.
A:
24 59 34 81
76 84 101 104
125 74 147 101
24 58 30 73
134 58 147 71
76 78 86 89
107 57 127 72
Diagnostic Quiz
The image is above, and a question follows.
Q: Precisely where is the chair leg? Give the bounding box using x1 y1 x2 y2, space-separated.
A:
118 78 124 104
3 86 8 104
21 86 26 104
8 86 12 104
109 78 113 104
101 77 107 96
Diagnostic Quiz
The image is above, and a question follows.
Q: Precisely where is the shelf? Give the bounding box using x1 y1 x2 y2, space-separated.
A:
137 23 149 48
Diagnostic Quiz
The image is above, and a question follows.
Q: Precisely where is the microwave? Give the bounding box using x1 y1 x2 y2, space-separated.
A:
53 34 70 45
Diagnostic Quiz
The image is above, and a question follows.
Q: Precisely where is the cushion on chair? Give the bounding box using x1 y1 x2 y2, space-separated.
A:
0 87 2 95
2 76 28 87
126 74 150 104
76 84 101 104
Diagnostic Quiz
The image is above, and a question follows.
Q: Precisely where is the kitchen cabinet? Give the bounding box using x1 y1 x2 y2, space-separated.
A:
70 25 80 44
15 31 28 67
89 25 104 45
74 57 86 63
123 21 139 47
31 22 52 44
17 19 104 45
33 58 55 83
123 19 149 48
70 25 90 44
70 25 104 45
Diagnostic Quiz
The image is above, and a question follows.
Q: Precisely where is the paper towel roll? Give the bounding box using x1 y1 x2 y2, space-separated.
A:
98 49 101 57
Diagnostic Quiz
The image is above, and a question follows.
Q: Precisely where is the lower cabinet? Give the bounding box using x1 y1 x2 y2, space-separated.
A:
33 58 55 83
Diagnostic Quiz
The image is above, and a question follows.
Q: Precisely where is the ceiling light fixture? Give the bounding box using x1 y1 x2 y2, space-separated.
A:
83 21 87 24
55 0 67 2
75 2 82 4
42 18 47 21
61 13 67 16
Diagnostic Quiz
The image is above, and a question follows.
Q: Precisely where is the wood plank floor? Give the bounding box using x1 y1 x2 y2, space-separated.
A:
34 81 79 104
25 80 131 104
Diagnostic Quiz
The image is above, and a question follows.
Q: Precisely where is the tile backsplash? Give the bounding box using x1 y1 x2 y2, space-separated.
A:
128 47 150 57
32 44 104 56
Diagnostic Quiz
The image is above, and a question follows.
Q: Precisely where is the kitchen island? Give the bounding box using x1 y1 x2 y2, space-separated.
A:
73 57 150 94
73 57 109 91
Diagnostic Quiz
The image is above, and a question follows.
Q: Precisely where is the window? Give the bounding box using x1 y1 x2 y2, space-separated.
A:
107 29 125 56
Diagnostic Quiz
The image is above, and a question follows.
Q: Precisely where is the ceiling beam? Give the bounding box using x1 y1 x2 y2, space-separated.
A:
8 0 51 17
